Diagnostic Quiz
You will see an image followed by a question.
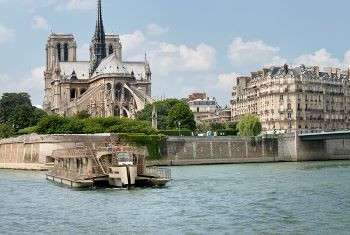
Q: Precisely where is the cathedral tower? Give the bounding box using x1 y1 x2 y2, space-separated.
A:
90 0 107 76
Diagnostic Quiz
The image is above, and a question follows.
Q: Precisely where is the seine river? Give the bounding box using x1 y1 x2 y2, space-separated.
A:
1 161 350 234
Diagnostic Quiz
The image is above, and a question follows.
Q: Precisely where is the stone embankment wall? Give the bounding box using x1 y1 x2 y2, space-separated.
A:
154 136 281 166
0 134 114 170
1 133 350 170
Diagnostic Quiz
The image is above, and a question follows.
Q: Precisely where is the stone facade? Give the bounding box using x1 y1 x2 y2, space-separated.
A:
43 0 153 118
231 65 350 134
187 94 223 123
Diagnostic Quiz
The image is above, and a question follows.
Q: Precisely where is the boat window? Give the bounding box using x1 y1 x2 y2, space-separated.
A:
117 152 131 162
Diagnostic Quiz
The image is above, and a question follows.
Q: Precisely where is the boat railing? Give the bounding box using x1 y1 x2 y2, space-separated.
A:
145 167 171 180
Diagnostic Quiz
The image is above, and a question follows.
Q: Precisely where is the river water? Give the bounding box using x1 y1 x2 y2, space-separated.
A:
1 161 350 234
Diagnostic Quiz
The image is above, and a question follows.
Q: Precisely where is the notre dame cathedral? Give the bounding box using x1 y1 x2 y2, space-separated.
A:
43 0 153 118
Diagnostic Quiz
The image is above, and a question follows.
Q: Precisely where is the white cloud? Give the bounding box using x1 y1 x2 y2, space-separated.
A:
120 31 216 75
0 24 15 43
56 0 95 11
215 73 239 91
32 15 50 30
120 31 146 52
20 66 45 92
293 49 350 69
228 37 286 69
147 24 169 36
0 66 45 105
0 0 95 11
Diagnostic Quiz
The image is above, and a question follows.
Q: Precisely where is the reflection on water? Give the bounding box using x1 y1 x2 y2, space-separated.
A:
1 161 350 234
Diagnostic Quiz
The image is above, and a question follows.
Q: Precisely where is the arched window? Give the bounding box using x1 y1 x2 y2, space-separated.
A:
70 89 77 100
80 89 86 95
109 45 113 55
64 43 69 61
56 43 61 61
115 83 122 101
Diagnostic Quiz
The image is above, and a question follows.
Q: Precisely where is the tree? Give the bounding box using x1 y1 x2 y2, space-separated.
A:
0 93 32 124
209 122 226 131
0 124 13 139
31 107 48 125
237 114 262 136
8 105 34 131
135 99 183 130
166 102 196 131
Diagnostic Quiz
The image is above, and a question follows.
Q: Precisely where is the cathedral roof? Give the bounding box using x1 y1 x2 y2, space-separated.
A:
60 61 90 79
93 53 129 76
123 61 146 80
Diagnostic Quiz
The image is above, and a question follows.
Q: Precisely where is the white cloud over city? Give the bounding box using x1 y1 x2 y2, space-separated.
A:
31 15 50 30
0 24 15 43
227 37 286 70
147 24 169 36
0 67 45 105
120 30 217 75
0 0 95 11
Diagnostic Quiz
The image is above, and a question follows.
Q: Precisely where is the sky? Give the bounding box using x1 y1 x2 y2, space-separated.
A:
1 0 350 106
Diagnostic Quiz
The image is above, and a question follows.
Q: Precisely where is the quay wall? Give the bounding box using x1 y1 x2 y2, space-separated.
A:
0 134 114 170
154 136 281 166
1 134 350 170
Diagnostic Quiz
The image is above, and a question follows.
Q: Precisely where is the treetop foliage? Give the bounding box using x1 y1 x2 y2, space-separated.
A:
135 99 187 130
166 102 196 131
237 114 262 137
35 116 158 135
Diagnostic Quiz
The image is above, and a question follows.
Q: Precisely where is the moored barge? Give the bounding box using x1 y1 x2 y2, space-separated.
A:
46 145 171 188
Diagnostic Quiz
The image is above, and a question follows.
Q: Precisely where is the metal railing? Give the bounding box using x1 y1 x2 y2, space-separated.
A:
145 167 171 180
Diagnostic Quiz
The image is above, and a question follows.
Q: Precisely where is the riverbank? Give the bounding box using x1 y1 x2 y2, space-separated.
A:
0 163 48 171
1 134 350 170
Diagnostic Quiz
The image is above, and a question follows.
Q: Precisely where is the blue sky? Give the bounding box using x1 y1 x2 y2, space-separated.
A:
1 0 350 106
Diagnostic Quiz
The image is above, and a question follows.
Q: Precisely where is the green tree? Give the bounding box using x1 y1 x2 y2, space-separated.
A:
74 110 91 119
197 123 210 132
0 124 14 139
36 116 158 135
31 107 48 125
166 102 196 131
209 122 226 131
8 105 34 131
237 114 262 136
225 121 237 130
135 99 183 130
0 93 32 124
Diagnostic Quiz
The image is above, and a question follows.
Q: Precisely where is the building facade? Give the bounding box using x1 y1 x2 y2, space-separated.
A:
187 93 223 123
231 65 350 134
43 0 153 118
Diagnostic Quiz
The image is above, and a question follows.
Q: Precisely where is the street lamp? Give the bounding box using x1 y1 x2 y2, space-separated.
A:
178 122 181 136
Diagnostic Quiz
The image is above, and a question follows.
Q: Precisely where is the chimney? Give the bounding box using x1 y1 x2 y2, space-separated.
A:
284 64 289 74
314 66 320 75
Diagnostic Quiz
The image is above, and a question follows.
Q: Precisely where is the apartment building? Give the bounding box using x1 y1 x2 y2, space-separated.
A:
231 64 350 134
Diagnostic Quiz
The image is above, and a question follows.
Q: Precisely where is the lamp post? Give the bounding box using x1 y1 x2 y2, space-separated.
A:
178 122 181 136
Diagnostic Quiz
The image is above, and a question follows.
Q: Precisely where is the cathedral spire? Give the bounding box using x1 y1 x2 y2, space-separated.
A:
90 0 106 76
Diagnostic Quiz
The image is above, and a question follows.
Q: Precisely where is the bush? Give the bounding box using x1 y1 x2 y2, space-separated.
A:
17 126 37 135
216 129 237 136
36 115 158 135
0 124 14 139
159 129 192 136
118 133 166 160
